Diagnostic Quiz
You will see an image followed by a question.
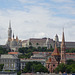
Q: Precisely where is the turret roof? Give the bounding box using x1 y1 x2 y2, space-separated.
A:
51 43 60 56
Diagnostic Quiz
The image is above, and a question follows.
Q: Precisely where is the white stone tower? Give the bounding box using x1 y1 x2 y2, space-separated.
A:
55 34 59 47
8 20 12 40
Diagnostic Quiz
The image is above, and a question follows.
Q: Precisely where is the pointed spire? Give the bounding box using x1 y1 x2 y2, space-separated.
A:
61 28 65 46
9 20 11 29
16 36 18 39
51 42 60 56
13 33 14 39
61 28 66 64
16 36 18 42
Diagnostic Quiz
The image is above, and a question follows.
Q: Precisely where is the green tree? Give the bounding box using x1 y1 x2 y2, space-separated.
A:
0 64 4 71
0 46 10 54
18 46 54 58
66 48 75 53
66 59 75 65
17 71 21 75
54 63 67 73
29 42 32 46
22 62 49 73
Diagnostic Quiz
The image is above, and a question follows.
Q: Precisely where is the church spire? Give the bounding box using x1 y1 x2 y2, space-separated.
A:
13 33 14 39
62 28 65 46
16 36 18 42
8 20 12 40
9 20 11 29
61 28 66 64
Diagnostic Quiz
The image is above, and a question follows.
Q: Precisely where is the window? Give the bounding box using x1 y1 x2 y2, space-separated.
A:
53 64 55 66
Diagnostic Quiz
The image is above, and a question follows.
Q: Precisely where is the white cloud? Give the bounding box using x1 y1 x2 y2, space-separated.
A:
52 0 74 3
0 0 75 44
34 32 46 38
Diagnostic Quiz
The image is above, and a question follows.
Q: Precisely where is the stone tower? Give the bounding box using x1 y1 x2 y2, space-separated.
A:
55 34 59 47
61 29 66 64
8 21 12 40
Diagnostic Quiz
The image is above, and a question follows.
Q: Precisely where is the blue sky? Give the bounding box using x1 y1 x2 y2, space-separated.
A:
0 0 75 44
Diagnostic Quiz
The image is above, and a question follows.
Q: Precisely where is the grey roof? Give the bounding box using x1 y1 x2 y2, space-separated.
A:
21 59 46 62
0 54 18 59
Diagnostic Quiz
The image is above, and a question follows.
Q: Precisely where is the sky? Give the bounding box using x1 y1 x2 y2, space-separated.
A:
0 0 75 45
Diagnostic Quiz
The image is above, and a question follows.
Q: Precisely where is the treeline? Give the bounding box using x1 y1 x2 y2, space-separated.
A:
55 59 75 73
18 46 75 58
66 48 75 53
18 46 54 53
0 64 4 71
22 61 49 73
0 46 10 54
18 46 53 58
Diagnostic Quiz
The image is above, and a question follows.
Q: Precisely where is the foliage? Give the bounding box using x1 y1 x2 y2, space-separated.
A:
17 71 21 75
0 46 10 54
66 64 75 73
54 63 67 73
36 43 39 45
22 61 49 73
29 42 32 46
66 48 75 53
18 46 54 58
0 64 4 71
66 59 75 65
55 60 75 73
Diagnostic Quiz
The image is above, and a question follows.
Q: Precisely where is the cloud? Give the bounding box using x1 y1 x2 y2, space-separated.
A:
0 0 75 45
52 0 74 3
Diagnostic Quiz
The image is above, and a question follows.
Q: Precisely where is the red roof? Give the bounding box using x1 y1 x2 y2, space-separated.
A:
8 52 18 54
51 44 60 56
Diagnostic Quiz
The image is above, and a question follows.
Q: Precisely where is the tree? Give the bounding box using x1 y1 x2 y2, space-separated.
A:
55 62 75 73
22 62 49 73
18 46 54 58
0 46 9 54
17 71 21 75
54 63 67 73
66 59 75 65
0 64 4 71
29 42 32 46
66 48 75 53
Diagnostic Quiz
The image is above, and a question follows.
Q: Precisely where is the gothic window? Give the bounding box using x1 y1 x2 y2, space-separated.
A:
48 64 49 68
53 64 55 66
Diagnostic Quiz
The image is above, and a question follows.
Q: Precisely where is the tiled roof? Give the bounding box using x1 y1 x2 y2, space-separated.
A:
1 54 18 59
8 52 18 54
51 44 60 56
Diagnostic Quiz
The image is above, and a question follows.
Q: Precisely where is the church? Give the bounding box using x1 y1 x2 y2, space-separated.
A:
6 21 22 51
46 30 66 72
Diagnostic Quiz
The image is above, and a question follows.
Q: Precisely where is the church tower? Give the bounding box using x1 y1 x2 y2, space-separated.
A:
55 34 59 47
8 20 12 40
61 29 66 64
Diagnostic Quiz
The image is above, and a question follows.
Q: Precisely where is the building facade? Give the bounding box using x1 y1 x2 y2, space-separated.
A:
46 30 66 72
0 54 20 71
22 38 55 49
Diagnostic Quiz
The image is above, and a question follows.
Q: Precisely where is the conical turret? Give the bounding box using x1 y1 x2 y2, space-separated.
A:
52 42 60 56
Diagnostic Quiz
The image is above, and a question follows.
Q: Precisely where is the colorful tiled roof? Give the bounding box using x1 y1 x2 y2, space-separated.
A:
8 52 18 54
51 44 60 56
